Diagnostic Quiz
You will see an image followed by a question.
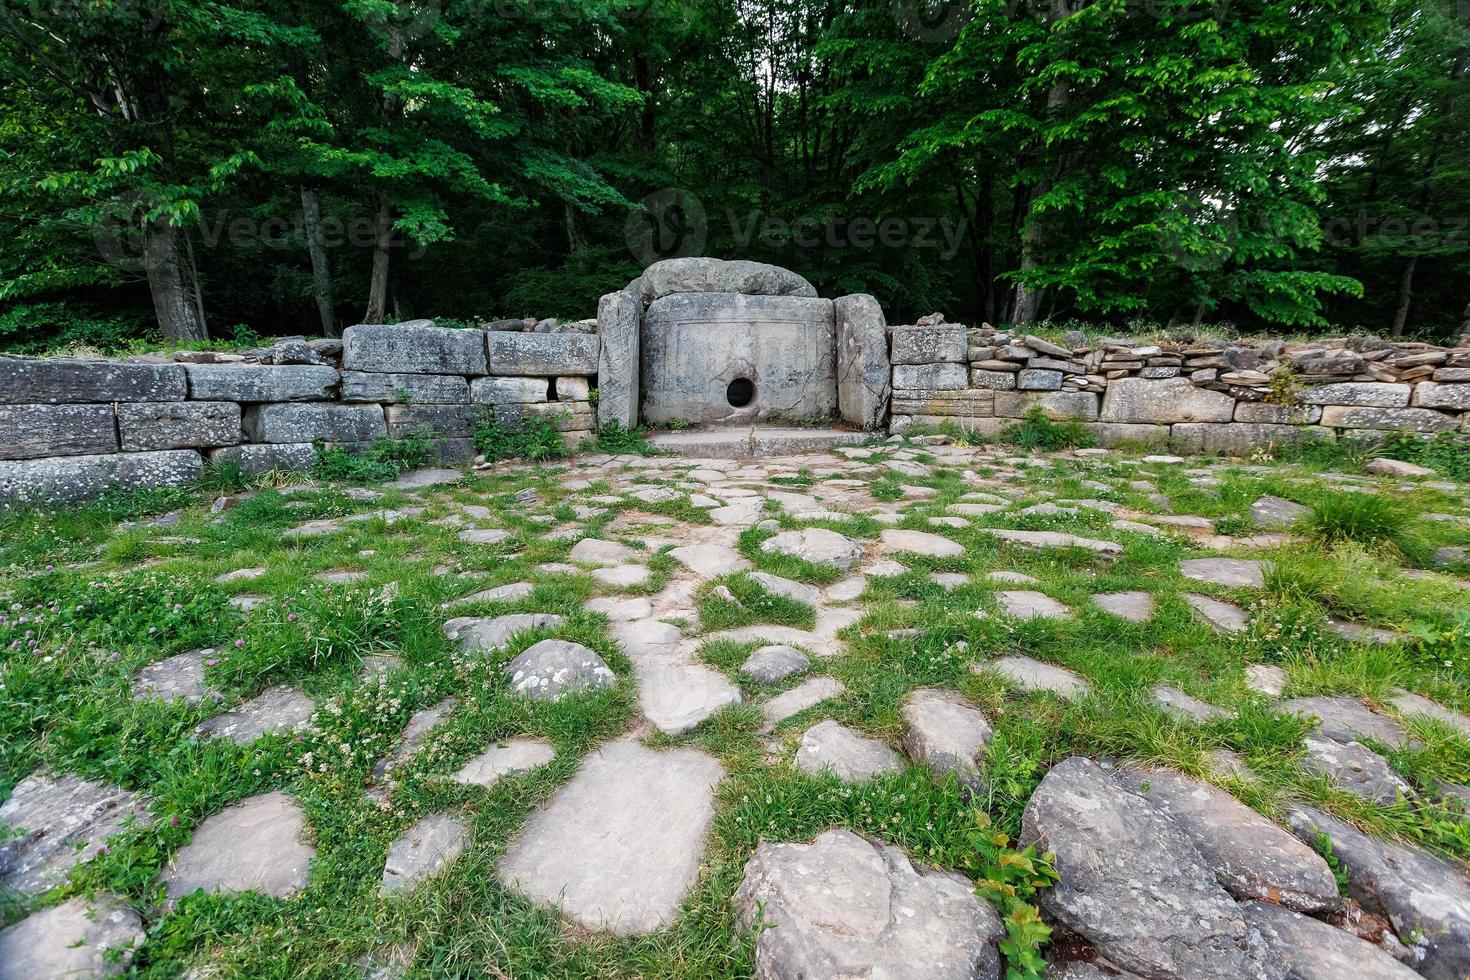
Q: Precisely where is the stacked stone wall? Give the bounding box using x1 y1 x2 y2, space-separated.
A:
888 320 1470 451
0 322 599 504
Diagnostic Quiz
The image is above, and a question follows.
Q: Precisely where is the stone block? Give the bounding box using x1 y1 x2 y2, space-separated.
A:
1172 422 1334 455
243 403 387 444
385 404 477 439
971 369 1017 391
0 403 116 459
0 356 185 403
1140 366 1180 379
890 324 965 364
117 401 240 451
1027 357 1082 375
892 362 968 391
891 389 995 417
900 416 1010 440
555 376 591 401
0 449 202 505
1411 381 1470 411
1084 422 1171 448
1234 401 1321 424
185 364 339 402
207 442 316 475
596 289 641 429
641 293 836 425
1100 378 1236 423
1016 369 1063 391
342 322 488 375
994 391 1099 421
486 331 599 376
492 401 594 432
1318 405 1459 432
636 257 817 301
339 372 470 404
1300 382 1410 408
427 438 478 464
834 293 890 430
470 376 550 404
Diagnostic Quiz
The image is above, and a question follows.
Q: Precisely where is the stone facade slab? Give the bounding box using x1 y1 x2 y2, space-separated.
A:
0 450 202 504
339 372 470 404
1411 381 1470 411
892 362 968 392
0 356 185 403
994 391 1099 420
385 404 476 439
185 364 339 402
596 289 641 429
207 442 316 475
1318 405 1459 432
890 324 965 364
0 403 116 459
343 322 488 375
118 402 240 451
486 331 599 376
834 293 890 430
243 403 387 444
1100 378 1236 423
470 376 550 405
1300 382 1410 407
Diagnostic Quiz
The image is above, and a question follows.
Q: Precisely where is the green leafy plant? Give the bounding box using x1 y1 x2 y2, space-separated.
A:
312 430 436 483
1315 832 1351 897
964 811 1060 979
1380 432 1470 481
473 410 568 462
1303 492 1426 561
999 408 1096 452
592 421 657 455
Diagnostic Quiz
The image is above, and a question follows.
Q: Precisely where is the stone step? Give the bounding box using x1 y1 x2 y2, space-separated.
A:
647 426 869 459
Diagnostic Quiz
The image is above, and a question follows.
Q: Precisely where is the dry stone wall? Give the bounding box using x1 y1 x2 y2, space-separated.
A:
889 319 1470 452
0 321 599 505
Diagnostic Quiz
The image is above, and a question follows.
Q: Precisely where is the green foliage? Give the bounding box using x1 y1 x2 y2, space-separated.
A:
999 408 1096 452
312 430 435 483
1315 832 1353 897
473 410 568 462
591 421 657 455
1380 432 1470 481
1303 493 1425 560
0 302 153 355
964 811 1060 980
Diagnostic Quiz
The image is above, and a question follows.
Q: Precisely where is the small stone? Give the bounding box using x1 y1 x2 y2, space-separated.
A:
986 570 1038 584
0 894 145 979
996 590 1072 620
194 685 314 743
161 791 315 900
1250 495 1311 528
748 571 822 605
570 538 638 566
879 529 964 558
592 564 652 588
504 639 617 702
380 813 469 897
733 829 1004 980
931 572 970 591
1180 557 1269 588
761 528 865 569
444 613 564 653
1246 664 1287 697
980 528 1123 556
981 655 1090 700
1301 737 1413 805
670 543 751 577
458 528 514 546
1365 457 1435 477
795 720 904 783
609 618 683 664
1152 684 1235 723
762 677 845 729
132 649 221 705
583 596 654 621
1185 594 1249 633
452 738 556 788
445 582 535 608
900 689 991 793
1389 691 1470 738
1280 696 1411 748
742 645 810 683
1093 591 1155 623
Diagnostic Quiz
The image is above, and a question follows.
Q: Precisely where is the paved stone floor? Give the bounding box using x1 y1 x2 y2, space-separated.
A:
2 436 1469 978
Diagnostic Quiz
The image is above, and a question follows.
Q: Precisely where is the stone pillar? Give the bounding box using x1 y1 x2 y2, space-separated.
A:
834 293 890 430
597 289 641 429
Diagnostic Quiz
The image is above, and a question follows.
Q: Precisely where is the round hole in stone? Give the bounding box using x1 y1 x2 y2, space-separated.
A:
726 377 755 408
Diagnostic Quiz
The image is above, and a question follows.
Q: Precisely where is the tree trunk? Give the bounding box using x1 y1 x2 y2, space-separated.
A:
1391 255 1418 337
301 186 337 336
365 192 394 324
145 220 208 342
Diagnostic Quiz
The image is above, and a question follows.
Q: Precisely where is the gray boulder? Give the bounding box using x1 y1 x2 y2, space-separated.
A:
342 322 487 375
741 644 810 683
1286 806 1470 980
834 293 891 430
1250 495 1311 529
117 401 240 451
1241 900 1421 980
761 527 864 569
901 688 992 793
0 894 145 979
636 257 817 300
795 720 904 783
1020 757 1281 979
1116 768 1339 912
443 613 564 653
503 639 617 701
0 772 152 895
734 829 1004 979
1 403 117 458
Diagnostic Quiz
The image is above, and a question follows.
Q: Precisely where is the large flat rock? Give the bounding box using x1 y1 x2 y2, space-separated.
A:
195 685 315 743
795 720 904 783
1280 696 1411 749
901 689 991 793
0 772 152 896
761 528 864 569
636 257 818 300
734 829 1004 979
636 663 742 735
380 813 469 897
1020 758 1279 979
499 741 724 935
0 894 145 979
161 790 316 900
1242 900 1421 980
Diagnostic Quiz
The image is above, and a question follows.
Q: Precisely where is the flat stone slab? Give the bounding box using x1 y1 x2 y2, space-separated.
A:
637 663 742 735
1287 805 1470 980
504 639 616 701
389 467 463 489
1242 900 1421 980
0 894 146 979
795 720 904 783
370 698 458 786
458 528 514 546
1179 557 1269 588
592 564 652 588
900 689 991 792
162 790 316 900
584 596 654 621
1246 664 1287 697
762 677 845 729
761 528 864 569
747 573 831 607
1021 758 1276 979
380 813 469 897
570 538 638 566
610 618 683 664
1093 591 1155 623
1279 696 1411 748
1117 768 1338 913
132 649 221 704
996 590 1072 620
981 656 1090 700
741 645 810 683
1185 594 1249 633
1251 495 1311 529
446 582 535 607
879 529 964 558
669 543 751 577
986 570 1038 584
444 613 564 653
1152 684 1234 723
1301 737 1412 805
733 829 1004 980
499 741 724 935
0 772 152 896
195 685 315 743
1390 691 1470 737
452 738 556 788
980 528 1123 556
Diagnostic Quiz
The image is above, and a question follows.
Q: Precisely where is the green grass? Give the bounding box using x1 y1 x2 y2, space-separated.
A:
2 439 1468 977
